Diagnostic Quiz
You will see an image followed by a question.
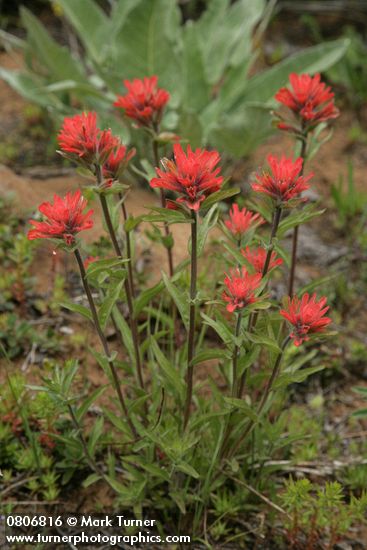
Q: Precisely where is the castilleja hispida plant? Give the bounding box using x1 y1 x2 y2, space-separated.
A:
27 72 336 537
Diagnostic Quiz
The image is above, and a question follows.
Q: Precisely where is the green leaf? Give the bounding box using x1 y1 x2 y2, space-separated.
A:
201 312 234 347
98 280 124 331
143 207 190 225
191 349 230 366
201 187 240 210
87 416 104 455
82 473 101 488
176 462 200 479
86 257 128 279
21 7 85 82
181 22 210 112
242 38 350 104
196 0 265 85
224 397 259 422
0 68 64 110
278 206 325 236
162 272 189 330
60 301 92 322
112 307 134 363
197 204 218 256
56 0 110 64
134 281 165 317
274 365 325 389
113 0 182 98
124 215 144 232
150 338 185 397
245 332 281 353
75 386 107 423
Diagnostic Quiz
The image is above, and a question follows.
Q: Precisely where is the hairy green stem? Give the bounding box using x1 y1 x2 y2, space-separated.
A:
228 336 291 460
287 134 308 297
97 174 145 394
183 210 198 431
152 138 174 277
67 404 105 479
120 194 136 299
237 205 283 398
74 248 137 437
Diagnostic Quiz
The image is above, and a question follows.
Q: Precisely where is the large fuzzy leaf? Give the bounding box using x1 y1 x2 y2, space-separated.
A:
241 38 350 105
20 7 85 82
112 0 182 101
56 0 110 64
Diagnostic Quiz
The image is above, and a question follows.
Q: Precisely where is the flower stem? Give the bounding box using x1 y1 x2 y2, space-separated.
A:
152 138 174 277
120 194 136 299
227 335 291 460
218 310 243 458
287 135 308 297
183 210 198 431
237 205 282 398
231 310 243 397
74 248 137 437
96 167 145 394
67 403 105 479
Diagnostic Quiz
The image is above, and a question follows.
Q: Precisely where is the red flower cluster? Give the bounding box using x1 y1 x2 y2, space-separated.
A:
225 204 265 236
253 154 313 205
58 112 119 165
280 293 331 346
114 76 170 128
103 145 136 187
223 268 262 313
241 246 282 274
150 143 223 211
28 190 93 245
275 73 339 132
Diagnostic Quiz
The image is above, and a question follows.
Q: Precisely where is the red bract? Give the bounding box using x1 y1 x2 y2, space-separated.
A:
253 154 313 205
275 73 339 130
28 190 93 246
150 143 223 211
223 268 262 313
241 246 282 274
114 76 170 128
280 293 331 346
103 145 136 187
58 112 119 165
225 204 265 236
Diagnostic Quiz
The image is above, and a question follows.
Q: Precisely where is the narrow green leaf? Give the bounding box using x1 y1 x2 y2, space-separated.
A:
98 280 124 330
60 301 92 322
162 272 189 330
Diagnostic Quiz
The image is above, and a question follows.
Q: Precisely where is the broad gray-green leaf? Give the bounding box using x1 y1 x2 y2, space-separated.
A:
181 22 210 112
56 0 110 64
21 7 85 82
113 0 182 100
242 38 350 105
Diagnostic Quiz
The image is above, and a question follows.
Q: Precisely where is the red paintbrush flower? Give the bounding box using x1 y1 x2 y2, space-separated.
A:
252 154 313 205
275 73 339 131
223 267 262 313
28 190 93 246
103 145 136 187
58 112 119 165
241 246 283 274
280 293 331 346
150 143 223 211
225 204 265 236
114 76 170 128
